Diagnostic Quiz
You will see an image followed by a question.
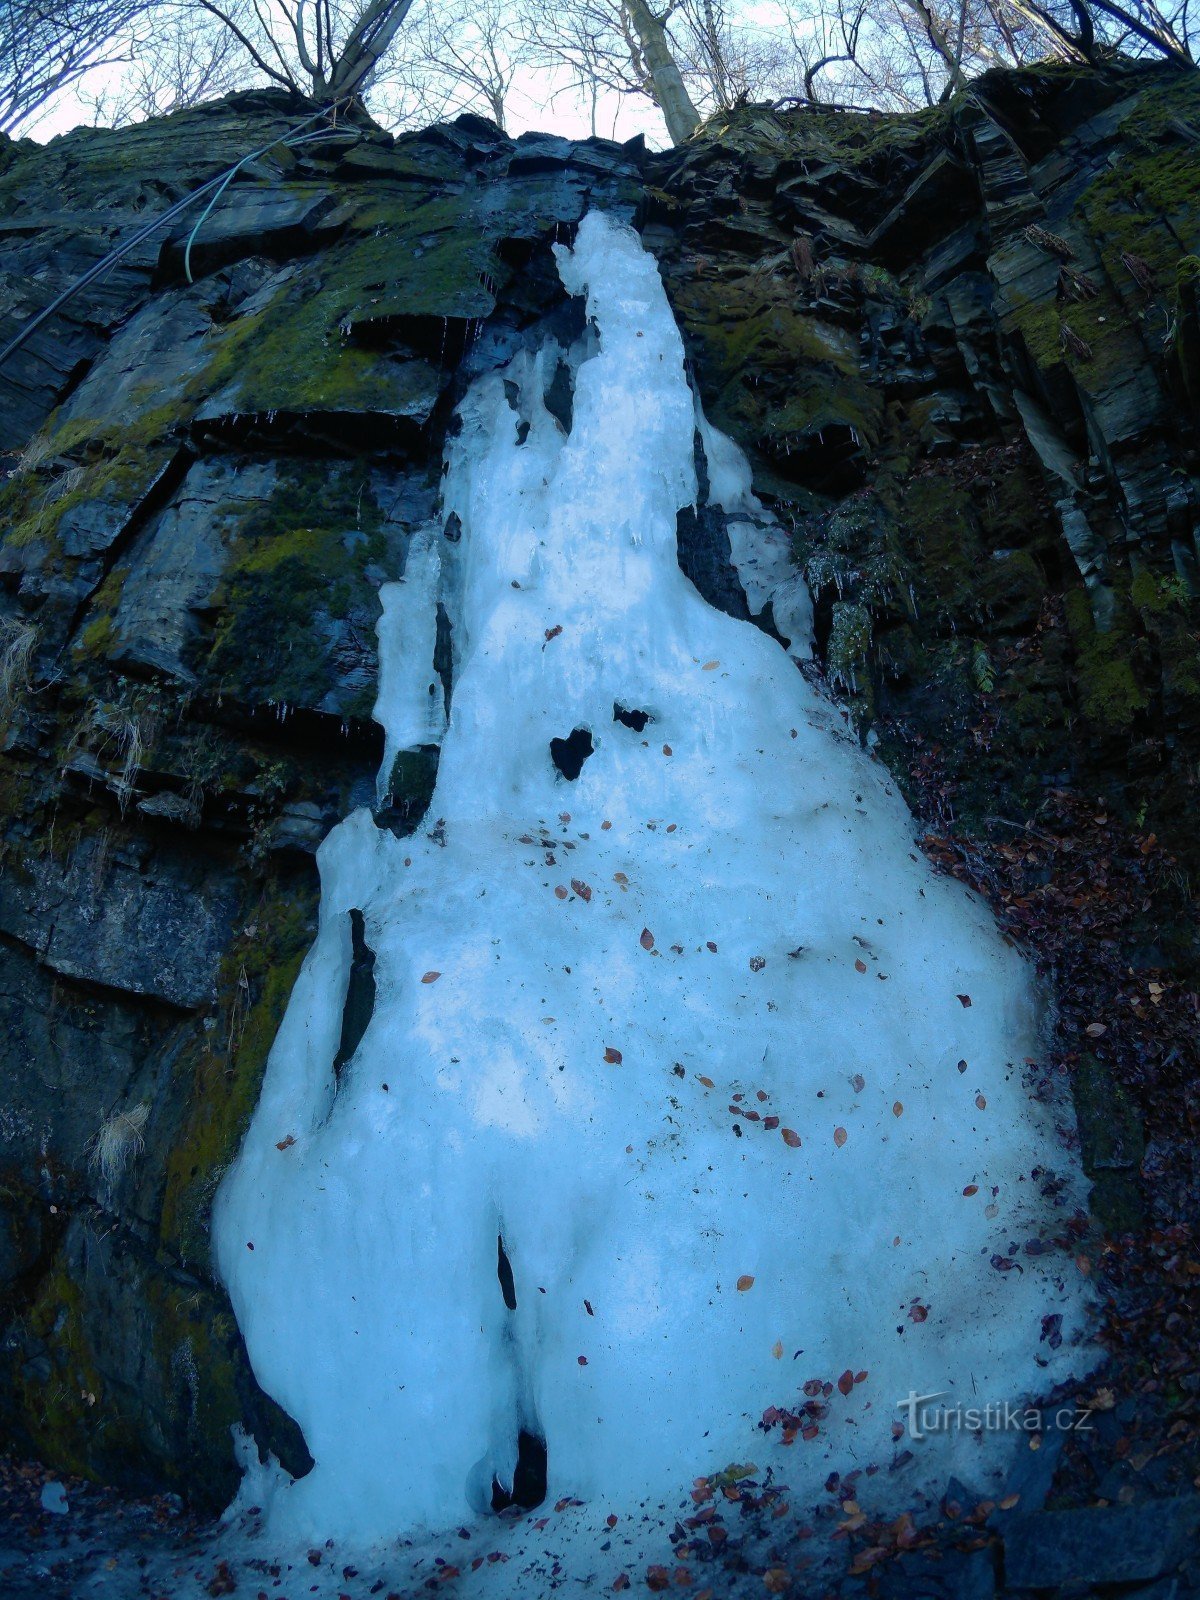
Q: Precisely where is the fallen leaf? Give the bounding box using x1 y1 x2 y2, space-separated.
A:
1085 1022 1107 1037
975 1094 987 1110
893 1101 904 1117
763 1569 791 1594
554 886 569 900
737 1275 755 1292
837 1370 854 1396
697 1075 715 1088
577 1355 588 1366
614 871 628 885
850 1074 865 1093
963 1184 979 1197
998 1493 1020 1510
663 744 673 756
702 660 719 670
833 1126 848 1147
749 955 766 972
781 1128 802 1148
604 1047 623 1064
763 1115 779 1129
601 820 612 830
544 625 562 641
275 1134 296 1151
854 958 867 974
421 971 441 983
706 940 718 952
571 879 592 901
772 1340 784 1359
957 994 972 1007
640 928 655 950
909 1303 928 1323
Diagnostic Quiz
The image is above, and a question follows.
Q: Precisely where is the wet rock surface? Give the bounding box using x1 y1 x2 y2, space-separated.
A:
0 59 1198 1599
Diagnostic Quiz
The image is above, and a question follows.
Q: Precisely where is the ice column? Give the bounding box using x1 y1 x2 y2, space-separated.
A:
215 212 1089 1546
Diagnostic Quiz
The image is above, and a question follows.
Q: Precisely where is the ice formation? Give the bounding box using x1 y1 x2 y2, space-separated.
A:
215 211 1089 1547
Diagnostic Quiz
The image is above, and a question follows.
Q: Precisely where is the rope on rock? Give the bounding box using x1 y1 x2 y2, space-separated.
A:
0 98 355 373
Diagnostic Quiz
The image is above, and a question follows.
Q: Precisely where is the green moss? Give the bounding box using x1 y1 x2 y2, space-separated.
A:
12 1255 112 1476
827 600 873 711
1131 568 1191 614
1065 588 1149 732
160 871 318 1267
199 459 389 717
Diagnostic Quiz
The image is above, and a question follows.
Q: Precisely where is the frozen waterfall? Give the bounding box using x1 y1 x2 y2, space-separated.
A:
214 211 1090 1548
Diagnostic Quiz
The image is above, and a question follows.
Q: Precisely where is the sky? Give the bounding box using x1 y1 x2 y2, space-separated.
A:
23 43 675 148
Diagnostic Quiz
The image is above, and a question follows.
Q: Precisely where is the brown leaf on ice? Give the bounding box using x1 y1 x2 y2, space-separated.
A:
963 1184 979 1196
697 1075 715 1088
975 1094 987 1110
604 1047 623 1064
663 744 673 756
854 959 867 973
640 928 655 950
957 994 972 1007
781 1128 802 1148
763 1115 780 1130
736 1275 755 1292
892 1101 904 1117
421 971 441 984
275 1134 296 1151
837 1370 854 1396
833 1126 848 1147
544 625 562 642
702 660 719 670
571 879 592 901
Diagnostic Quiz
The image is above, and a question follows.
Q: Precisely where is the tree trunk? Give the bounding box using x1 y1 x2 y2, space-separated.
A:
624 0 700 144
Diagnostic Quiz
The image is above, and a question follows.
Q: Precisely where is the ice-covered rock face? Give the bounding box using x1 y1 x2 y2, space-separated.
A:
214 211 1090 1546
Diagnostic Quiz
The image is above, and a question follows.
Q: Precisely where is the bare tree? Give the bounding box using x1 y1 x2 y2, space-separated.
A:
191 0 421 101
521 0 699 142
80 1 247 123
389 0 529 128
0 0 150 132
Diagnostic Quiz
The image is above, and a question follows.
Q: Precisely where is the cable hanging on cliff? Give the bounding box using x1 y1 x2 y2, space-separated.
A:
0 98 356 373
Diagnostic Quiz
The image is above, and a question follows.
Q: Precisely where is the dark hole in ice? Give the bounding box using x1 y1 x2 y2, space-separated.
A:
542 358 574 434
613 702 651 732
373 745 439 839
332 909 376 1083
497 1235 517 1311
491 1430 547 1512
515 419 531 447
550 727 593 780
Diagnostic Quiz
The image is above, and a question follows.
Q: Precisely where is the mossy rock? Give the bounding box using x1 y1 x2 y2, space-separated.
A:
160 867 318 1270
1065 588 1151 734
196 460 402 719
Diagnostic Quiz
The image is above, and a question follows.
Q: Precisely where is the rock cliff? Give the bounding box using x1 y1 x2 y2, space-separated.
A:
0 59 1197 1524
